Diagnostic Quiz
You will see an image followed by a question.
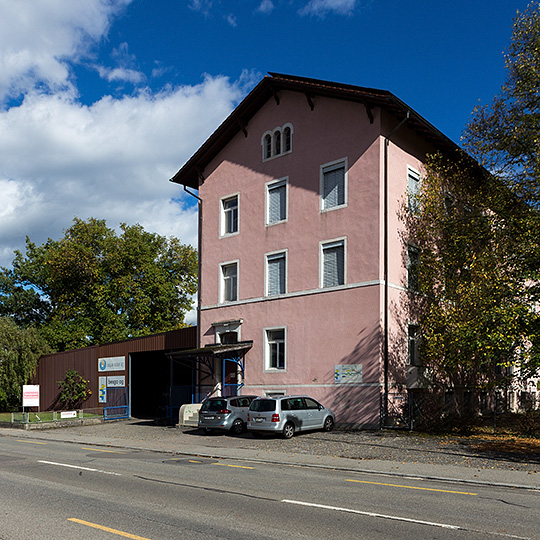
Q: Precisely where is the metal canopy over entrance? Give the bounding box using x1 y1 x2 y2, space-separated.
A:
167 341 253 404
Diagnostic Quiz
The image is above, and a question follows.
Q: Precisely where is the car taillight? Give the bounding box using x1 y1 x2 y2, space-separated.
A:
217 409 231 414
247 414 250 421
271 414 280 422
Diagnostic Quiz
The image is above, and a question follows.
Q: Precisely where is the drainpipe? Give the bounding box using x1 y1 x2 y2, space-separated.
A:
383 111 409 426
183 185 202 349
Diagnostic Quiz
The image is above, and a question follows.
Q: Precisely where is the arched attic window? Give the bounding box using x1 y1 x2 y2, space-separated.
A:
261 123 294 161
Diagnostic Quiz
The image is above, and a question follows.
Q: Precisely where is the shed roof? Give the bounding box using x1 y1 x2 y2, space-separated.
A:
170 72 460 189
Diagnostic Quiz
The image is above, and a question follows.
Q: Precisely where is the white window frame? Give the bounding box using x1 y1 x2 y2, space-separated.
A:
212 319 243 344
219 260 239 303
265 249 287 297
264 326 287 371
261 123 294 162
407 166 421 214
320 237 347 288
265 177 289 226
220 193 239 237
320 158 348 212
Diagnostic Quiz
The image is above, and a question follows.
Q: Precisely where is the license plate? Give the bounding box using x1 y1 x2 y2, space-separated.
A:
255 417 263 423
205 416 215 420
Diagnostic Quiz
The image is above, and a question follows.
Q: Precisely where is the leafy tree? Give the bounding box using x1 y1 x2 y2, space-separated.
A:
0 218 197 351
404 154 539 408
57 369 92 409
463 1 540 205
404 2 540 415
0 317 51 411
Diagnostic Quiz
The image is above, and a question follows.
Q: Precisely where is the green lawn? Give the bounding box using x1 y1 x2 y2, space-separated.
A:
0 411 102 423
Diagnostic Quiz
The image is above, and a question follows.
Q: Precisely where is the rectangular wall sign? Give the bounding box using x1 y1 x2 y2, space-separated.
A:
107 376 125 388
98 356 126 372
334 364 363 384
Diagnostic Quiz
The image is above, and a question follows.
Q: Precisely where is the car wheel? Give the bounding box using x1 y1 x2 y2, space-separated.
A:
323 416 334 432
282 422 295 439
230 419 244 435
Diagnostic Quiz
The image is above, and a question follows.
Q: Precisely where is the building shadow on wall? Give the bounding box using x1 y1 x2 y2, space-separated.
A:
325 326 383 428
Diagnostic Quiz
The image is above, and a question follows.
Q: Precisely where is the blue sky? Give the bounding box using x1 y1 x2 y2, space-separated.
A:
0 0 531 278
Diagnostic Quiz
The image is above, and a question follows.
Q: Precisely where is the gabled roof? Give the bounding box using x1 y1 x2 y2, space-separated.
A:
170 72 460 189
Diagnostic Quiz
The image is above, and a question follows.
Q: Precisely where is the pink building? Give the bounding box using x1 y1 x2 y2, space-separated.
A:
171 73 458 428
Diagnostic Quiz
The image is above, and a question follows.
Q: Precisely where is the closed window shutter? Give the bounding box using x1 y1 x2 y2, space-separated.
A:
323 244 344 287
268 183 286 223
268 254 285 295
323 166 345 209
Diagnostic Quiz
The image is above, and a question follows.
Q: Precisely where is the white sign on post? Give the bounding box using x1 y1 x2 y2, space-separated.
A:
22 385 40 407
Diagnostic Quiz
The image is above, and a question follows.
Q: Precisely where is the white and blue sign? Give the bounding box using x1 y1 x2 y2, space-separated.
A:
98 356 125 372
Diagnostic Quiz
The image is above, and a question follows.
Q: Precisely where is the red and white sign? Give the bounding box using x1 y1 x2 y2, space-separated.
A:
22 385 40 407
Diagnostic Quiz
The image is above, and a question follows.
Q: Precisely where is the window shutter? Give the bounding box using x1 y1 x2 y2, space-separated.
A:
268 254 285 295
323 166 345 208
323 244 344 287
268 183 286 223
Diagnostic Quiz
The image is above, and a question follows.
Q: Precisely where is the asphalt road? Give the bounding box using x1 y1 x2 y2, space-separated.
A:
0 433 538 539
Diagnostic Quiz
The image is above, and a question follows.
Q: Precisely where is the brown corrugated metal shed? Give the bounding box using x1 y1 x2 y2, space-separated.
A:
35 327 196 414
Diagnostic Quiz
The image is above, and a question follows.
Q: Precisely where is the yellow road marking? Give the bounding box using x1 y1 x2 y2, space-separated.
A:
82 447 125 454
346 479 477 496
189 460 203 463
17 440 47 445
68 518 151 539
212 462 254 469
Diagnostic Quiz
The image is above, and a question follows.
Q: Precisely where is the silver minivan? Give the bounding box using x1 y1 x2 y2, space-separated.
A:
198 395 258 434
247 395 335 439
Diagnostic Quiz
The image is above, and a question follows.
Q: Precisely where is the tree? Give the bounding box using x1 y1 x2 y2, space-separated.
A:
463 1 540 205
404 154 539 409
0 218 197 351
402 2 540 417
57 369 92 409
0 317 51 411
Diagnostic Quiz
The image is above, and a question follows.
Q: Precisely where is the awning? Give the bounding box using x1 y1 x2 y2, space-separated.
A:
168 341 253 360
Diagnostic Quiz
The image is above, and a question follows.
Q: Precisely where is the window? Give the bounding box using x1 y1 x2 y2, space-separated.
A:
212 319 242 344
266 178 287 225
219 331 238 344
407 167 421 214
321 239 346 288
220 262 238 302
283 126 291 152
261 124 293 161
321 159 347 211
221 195 238 236
407 245 420 291
266 251 286 296
264 134 272 159
265 328 286 370
407 324 421 366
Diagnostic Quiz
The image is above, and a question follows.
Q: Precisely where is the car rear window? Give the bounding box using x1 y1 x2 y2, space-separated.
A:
249 399 276 412
201 399 228 412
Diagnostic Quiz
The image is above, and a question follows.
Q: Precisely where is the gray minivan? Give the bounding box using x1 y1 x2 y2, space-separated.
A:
247 395 335 439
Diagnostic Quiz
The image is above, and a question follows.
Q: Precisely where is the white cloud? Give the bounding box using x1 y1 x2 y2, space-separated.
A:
97 66 146 83
226 13 238 26
256 0 275 14
299 0 357 17
0 0 131 103
0 74 246 267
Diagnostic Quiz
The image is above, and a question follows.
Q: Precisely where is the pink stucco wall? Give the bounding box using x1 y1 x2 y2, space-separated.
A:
198 90 430 427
